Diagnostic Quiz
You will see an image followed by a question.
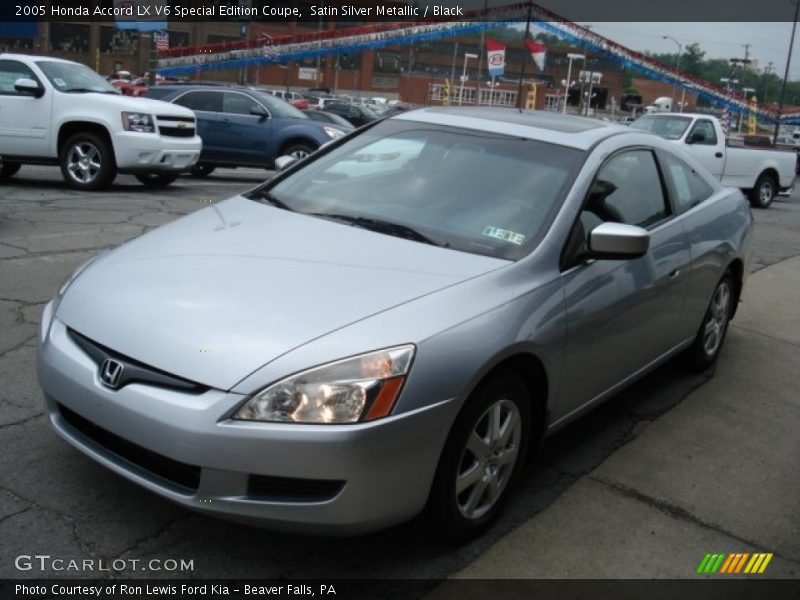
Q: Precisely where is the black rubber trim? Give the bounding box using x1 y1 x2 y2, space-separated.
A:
58 403 201 493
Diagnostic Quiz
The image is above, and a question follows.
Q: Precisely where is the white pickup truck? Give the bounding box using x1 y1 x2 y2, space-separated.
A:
631 113 796 208
0 54 201 190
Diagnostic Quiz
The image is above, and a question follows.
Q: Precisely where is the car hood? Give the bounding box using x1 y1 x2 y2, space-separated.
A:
79 93 194 117
57 196 507 391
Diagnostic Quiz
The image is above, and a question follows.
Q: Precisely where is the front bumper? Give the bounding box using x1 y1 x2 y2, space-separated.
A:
37 309 455 535
113 132 201 173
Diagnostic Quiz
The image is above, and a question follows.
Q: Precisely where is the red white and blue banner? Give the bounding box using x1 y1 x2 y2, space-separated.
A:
485 38 506 78
523 39 547 71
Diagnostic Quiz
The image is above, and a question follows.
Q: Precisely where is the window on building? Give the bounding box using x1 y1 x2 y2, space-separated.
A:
49 24 90 53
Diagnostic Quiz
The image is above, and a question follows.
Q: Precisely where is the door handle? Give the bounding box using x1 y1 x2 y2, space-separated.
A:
668 268 681 280
715 152 723 158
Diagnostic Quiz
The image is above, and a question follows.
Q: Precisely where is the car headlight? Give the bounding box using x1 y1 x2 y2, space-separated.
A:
234 345 415 424
323 126 346 139
121 112 155 133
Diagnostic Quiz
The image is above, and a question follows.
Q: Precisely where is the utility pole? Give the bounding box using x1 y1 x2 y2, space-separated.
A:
764 61 774 104
774 0 800 142
516 1 533 108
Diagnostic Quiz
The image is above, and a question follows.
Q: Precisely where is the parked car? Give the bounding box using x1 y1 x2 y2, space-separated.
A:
0 54 201 189
148 85 346 177
631 113 796 208
256 88 309 110
39 108 752 539
323 101 381 127
111 80 148 97
301 109 355 131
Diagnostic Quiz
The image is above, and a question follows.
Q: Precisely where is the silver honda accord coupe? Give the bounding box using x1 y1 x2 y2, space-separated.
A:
38 107 752 539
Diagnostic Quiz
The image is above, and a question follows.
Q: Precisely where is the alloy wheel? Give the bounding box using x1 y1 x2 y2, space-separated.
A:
455 398 522 520
66 142 102 185
759 180 774 205
703 280 732 357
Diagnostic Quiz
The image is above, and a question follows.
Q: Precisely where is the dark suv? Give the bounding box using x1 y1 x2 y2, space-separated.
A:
148 85 347 176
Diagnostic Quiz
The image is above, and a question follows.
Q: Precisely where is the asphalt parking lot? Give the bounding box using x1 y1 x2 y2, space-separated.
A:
1 166 799 587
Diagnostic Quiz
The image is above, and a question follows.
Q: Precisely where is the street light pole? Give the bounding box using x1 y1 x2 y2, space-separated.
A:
563 52 584 114
663 35 683 112
459 53 478 106
774 0 800 141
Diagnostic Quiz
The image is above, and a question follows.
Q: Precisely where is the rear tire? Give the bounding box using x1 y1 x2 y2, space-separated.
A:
59 133 116 191
427 372 532 542
190 164 215 178
134 172 179 188
749 173 777 209
0 160 21 181
684 272 735 372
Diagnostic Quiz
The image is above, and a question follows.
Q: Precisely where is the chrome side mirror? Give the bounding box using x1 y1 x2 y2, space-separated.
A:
274 155 298 171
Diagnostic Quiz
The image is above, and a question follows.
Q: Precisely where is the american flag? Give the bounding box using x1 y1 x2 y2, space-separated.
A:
154 30 169 53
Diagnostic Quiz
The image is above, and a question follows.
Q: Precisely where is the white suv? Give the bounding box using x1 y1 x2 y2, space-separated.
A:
0 54 201 190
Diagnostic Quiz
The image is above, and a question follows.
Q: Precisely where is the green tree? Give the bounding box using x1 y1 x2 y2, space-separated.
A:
681 43 706 77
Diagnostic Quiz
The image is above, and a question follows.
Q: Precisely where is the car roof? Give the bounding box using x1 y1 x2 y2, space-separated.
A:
1 53 75 65
152 84 255 95
392 107 628 150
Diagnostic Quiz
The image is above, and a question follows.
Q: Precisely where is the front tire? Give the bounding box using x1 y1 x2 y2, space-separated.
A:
190 164 215 178
134 172 179 188
428 373 532 541
281 143 315 162
0 160 21 181
59 133 116 191
684 272 735 371
749 173 777 209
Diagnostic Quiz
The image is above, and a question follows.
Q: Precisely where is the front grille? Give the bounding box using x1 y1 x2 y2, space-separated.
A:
157 115 195 122
159 126 195 138
67 328 209 394
247 474 345 502
58 404 201 493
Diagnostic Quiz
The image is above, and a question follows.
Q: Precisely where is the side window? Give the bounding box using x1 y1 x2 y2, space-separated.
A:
174 91 222 113
0 60 37 96
223 92 262 116
689 120 717 145
587 150 670 229
660 152 715 213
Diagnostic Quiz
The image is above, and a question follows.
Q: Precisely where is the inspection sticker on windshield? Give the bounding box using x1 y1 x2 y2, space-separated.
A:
483 227 526 245
53 78 66 87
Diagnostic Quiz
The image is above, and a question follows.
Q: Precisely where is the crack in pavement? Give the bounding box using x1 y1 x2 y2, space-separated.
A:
0 334 37 360
589 475 800 566
0 412 45 430
730 323 800 349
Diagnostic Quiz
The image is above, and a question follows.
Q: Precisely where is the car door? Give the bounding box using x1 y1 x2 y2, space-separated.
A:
556 148 691 418
684 118 724 179
0 59 52 157
220 91 272 166
172 91 224 161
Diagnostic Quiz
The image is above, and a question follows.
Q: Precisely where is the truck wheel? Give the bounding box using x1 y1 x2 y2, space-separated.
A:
749 173 777 209
0 160 21 181
60 133 116 191
281 143 315 162
427 372 532 541
190 164 215 178
135 172 179 188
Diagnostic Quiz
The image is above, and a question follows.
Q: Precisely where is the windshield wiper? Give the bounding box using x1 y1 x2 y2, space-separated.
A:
253 190 294 212
310 213 443 247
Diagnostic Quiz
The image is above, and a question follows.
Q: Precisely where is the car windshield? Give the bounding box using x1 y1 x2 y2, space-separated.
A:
630 115 693 140
36 61 119 94
248 90 307 119
361 105 379 118
249 120 585 260
312 111 353 129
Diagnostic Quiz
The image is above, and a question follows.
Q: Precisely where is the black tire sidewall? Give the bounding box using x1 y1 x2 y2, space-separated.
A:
0 160 22 180
428 373 533 541
135 172 179 187
191 164 215 178
59 133 116 191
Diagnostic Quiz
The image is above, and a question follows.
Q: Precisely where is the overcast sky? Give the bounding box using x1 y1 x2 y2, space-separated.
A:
568 22 800 81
